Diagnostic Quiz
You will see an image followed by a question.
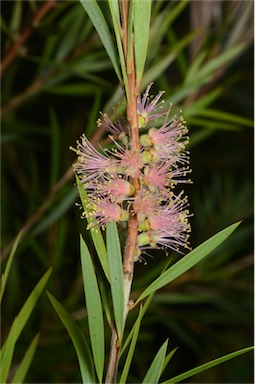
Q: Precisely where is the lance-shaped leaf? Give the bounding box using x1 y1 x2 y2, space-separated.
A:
79 0 122 82
136 222 241 304
162 346 254 384
0 231 23 302
1 269 52 384
11 333 40 384
141 339 168 384
108 0 129 97
119 306 143 384
47 292 95 384
75 174 110 282
106 222 125 341
133 0 151 87
80 236 105 383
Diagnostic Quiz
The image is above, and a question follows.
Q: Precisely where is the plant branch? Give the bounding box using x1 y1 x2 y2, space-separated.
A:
1 0 56 77
106 1 141 382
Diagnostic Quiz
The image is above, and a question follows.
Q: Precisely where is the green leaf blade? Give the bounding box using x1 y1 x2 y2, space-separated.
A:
11 333 40 384
106 222 125 341
136 222 241 304
142 339 168 384
163 346 254 384
80 236 105 383
120 306 143 384
1 268 52 384
75 174 110 282
79 0 121 81
133 0 151 85
47 292 95 384
1 231 23 302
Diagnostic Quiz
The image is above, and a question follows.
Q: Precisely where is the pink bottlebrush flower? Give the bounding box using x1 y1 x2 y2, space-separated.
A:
73 134 144 182
148 116 189 165
140 109 189 166
137 83 165 127
87 175 135 203
109 137 144 178
143 163 173 192
87 197 129 229
133 191 163 223
73 135 120 183
143 163 191 192
97 112 128 140
137 193 191 253
148 111 188 146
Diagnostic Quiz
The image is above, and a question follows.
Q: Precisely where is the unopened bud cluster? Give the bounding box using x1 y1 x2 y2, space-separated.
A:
73 84 191 259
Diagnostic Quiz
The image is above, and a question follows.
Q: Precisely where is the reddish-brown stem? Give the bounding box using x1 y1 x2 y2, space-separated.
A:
121 1 140 279
1 0 56 77
105 1 141 382
105 325 119 384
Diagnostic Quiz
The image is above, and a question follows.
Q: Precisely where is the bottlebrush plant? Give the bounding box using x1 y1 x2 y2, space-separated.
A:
1 1 253 384
52 1 253 383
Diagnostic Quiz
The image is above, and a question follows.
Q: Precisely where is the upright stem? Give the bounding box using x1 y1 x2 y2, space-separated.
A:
121 0 140 316
105 1 140 382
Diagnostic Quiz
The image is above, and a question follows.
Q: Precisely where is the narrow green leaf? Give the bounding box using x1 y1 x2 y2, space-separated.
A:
11 333 40 384
1 269 52 384
54 5 86 62
120 306 143 384
198 44 245 80
0 231 23 302
187 117 241 131
161 348 178 376
136 222 241 304
79 0 122 81
97 273 112 327
133 0 151 85
80 236 105 383
162 346 254 384
47 292 95 384
106 222 124 341
108 0 128 96
194 108 254 127
184 88 223 116
142 339 168 384
75 174 110 282
184 51 207 85
143 30 198 87
120 260 172 357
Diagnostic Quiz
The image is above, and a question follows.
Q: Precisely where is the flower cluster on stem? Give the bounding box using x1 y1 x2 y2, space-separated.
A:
73 84 191 260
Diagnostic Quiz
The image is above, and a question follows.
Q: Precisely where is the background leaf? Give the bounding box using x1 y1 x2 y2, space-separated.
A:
163 346 254 384
80 236 105 383
47 292 95 384
11 333 40 384
141 339 168 384
136 222 241 304
76 174 110 281
0 231 22 302
133 0 151 85
1 269 52 383
119 305 143 384
79 0 121 82
106 222 125 341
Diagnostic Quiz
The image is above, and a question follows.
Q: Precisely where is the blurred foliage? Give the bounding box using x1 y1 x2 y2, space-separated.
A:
1 0 253 383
